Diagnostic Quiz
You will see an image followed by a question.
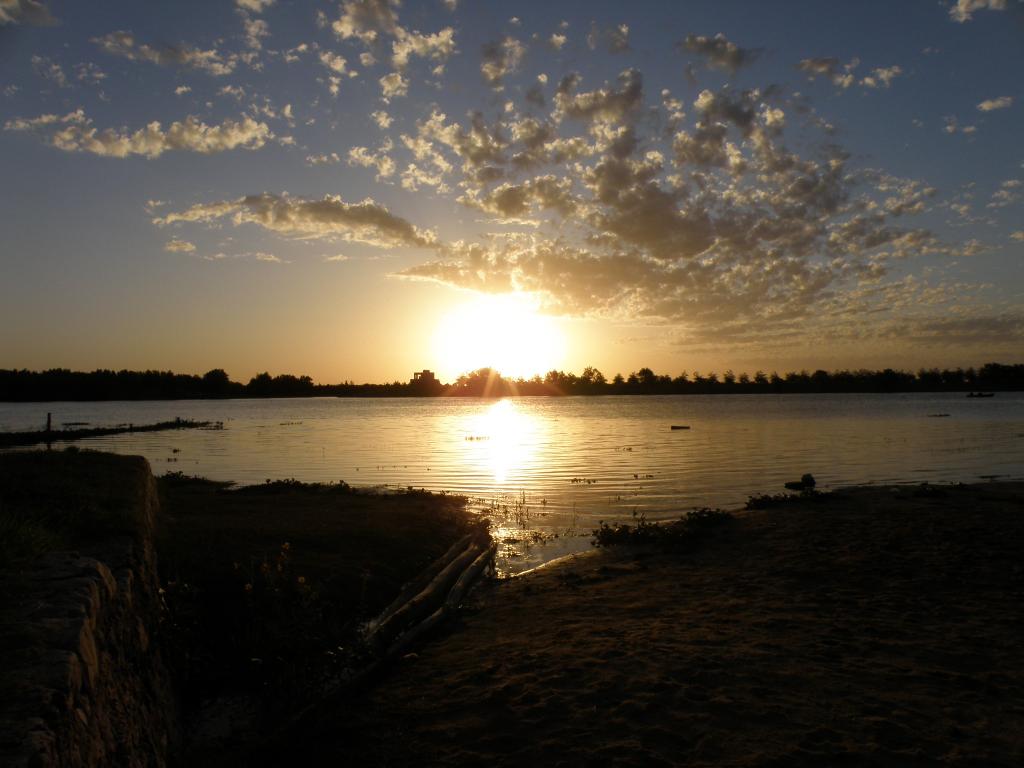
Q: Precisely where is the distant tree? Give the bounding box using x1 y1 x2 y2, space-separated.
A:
201 368 231 396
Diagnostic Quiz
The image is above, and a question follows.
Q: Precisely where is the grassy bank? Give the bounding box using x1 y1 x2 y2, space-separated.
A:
154 470 478 750
0 449 148 566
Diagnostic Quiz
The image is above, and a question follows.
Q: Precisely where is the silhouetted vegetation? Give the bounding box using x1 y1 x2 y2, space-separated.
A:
156 472 473 722
592 508 733 550
1 362 1022 401
0 418 218 447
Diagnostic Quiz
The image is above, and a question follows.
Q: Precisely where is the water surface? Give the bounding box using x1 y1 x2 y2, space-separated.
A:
3 394 1022 573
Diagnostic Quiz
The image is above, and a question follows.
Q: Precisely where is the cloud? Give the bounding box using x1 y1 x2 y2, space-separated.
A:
379 71 408 100
371 110 392 129
153 193 437 249
236 0 274 11
391 26 456 70
306 152 341 165
164 238 196 252
319 51 349 74
332 0 400 43
242 16 270 51
74 62 107 85
0 0 56 25
93 30 237 76
977 95 1013 111
796 57 859 89
549 33 567 51
458 175 577 219
5 109 273 158
587 22 630 54
554 68 644 124
1011 231 1024 241
481 37 526 87
682 33 759 73
861 65 902 88
949 0 1007 23
347 138 396 180
988 179 1021 208
389 72 957 349
31 55 68 88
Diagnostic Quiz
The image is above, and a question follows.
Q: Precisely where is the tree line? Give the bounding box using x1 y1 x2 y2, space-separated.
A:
1 363 1021 402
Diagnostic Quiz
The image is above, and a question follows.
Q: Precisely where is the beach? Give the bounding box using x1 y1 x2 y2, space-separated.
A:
292 481 1024 767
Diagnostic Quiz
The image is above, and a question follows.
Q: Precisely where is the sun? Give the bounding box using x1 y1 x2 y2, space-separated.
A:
432 292 566 380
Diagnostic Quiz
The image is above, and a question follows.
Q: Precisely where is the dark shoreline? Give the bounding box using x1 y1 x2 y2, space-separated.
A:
1 362 1022 400
0 418 219 448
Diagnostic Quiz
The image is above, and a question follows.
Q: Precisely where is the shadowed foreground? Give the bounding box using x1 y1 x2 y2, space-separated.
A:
292 482 1024 767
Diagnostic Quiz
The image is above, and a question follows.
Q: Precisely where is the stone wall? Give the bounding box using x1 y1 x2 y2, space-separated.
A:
0 455 177 767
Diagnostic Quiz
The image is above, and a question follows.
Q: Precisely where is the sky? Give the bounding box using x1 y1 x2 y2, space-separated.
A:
0 0 1022 384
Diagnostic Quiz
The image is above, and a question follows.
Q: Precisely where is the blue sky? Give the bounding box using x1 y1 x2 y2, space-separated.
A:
0 0 1021 382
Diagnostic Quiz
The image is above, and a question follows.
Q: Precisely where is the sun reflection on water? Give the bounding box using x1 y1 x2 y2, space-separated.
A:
465 399 539 484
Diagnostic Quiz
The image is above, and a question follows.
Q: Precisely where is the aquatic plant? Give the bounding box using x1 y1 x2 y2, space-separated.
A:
592 507 732 550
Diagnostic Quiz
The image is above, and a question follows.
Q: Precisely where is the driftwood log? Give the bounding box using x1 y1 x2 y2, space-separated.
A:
275 527 496 743
384 541 498 658
366 528 490 652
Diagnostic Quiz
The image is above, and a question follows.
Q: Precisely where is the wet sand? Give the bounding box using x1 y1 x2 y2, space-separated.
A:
298 481 1024 767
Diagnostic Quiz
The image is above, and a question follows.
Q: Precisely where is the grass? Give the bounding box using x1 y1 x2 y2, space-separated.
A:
592 507 733 550
155 471 477 719
0 448 149 566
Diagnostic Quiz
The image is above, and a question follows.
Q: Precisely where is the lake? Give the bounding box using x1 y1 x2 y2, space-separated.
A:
3 393 1023 573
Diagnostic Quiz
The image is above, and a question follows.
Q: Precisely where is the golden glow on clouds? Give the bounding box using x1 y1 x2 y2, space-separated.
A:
432 292 566 380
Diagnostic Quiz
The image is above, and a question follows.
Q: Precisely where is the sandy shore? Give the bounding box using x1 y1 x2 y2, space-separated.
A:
289 481 1024 767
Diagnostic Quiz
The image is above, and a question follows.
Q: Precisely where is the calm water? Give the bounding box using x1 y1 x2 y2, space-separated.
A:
3 394 1023 573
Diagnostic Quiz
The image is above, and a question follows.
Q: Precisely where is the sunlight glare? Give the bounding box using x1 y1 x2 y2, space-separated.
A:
466 399 538 485
433 293 566 380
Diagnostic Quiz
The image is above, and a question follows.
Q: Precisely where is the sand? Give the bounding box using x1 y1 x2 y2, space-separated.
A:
288 481 1024 767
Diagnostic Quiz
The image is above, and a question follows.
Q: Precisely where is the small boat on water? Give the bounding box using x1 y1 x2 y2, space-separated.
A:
670 425 690 430
966 392 995 398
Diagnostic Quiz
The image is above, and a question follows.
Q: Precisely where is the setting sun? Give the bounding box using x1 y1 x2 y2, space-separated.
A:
432 293 566 381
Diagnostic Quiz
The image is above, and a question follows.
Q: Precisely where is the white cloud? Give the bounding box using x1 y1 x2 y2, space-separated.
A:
164 238 196 252
549 33 567 51
154 193 437 250
371 110 393 129
977 96 1013 111
797 57 863 89
31 55 68 88
1010 231 1024 241
74 62 107 85
332 0 400 43
0 0 56 26
587 23 630 54
682 33 759 72
347 138 396 180
5 109 273 158
391 26 456 70
306 152 341 165
236 0 274 11
861 65 902 88
242 16 270 51
319 51 348 74
949 0 1007 23
174 85 191 96
93 30 238 76
379 71 408 100
481 37 525 87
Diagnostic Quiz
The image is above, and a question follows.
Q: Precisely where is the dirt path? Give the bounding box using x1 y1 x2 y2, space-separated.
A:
291 482 1024 767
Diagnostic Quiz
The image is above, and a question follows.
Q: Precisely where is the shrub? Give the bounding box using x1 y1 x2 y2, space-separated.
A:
592 507 732 550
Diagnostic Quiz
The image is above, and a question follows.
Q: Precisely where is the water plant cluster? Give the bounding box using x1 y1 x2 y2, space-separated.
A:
592 507 733 550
